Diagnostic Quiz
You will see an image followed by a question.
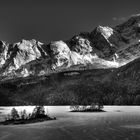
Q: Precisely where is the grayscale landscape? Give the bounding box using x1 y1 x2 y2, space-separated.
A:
1 0 140 139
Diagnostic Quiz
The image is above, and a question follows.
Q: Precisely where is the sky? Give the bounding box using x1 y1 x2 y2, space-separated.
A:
0 0 140 43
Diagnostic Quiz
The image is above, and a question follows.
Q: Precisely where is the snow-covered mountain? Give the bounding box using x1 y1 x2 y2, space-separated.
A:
1 14 140 80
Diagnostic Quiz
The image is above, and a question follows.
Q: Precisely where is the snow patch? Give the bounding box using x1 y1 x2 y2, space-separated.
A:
98 26 113 39
21 68 29 77
113 53 119 62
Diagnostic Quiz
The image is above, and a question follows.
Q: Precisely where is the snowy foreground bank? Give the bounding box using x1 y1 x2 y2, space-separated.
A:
0 106 140 140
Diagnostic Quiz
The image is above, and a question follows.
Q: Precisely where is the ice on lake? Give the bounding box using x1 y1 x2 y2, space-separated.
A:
1 106 140 140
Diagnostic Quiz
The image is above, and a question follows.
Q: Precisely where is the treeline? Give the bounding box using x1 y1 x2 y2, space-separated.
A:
1 81 140 106
44 83 140 105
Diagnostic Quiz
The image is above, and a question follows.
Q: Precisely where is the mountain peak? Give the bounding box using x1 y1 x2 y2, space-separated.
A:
97 26 113 39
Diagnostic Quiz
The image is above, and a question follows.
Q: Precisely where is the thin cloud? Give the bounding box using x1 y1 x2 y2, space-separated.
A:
112 17 127 22
113 13 140 23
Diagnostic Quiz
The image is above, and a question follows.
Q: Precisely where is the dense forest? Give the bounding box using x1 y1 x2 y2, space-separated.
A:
0 68 140 106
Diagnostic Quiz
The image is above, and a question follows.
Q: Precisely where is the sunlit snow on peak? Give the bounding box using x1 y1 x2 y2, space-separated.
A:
98 26 113 39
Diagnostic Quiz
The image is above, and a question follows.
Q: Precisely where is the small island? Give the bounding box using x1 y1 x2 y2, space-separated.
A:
70 102 104 112
0 106 56 125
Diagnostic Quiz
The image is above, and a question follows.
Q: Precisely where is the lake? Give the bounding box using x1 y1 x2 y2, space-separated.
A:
0 106 140 140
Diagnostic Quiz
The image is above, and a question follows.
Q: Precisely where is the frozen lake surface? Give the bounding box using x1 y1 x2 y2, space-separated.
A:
0 106 140 140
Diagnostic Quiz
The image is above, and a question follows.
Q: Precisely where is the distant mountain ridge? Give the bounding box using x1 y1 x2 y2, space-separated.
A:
1 14 140 80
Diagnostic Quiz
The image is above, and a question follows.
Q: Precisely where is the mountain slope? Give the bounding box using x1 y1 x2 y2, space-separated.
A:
110 57 140 82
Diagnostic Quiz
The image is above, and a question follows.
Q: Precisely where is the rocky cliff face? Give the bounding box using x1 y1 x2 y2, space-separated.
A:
1 14 140 80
